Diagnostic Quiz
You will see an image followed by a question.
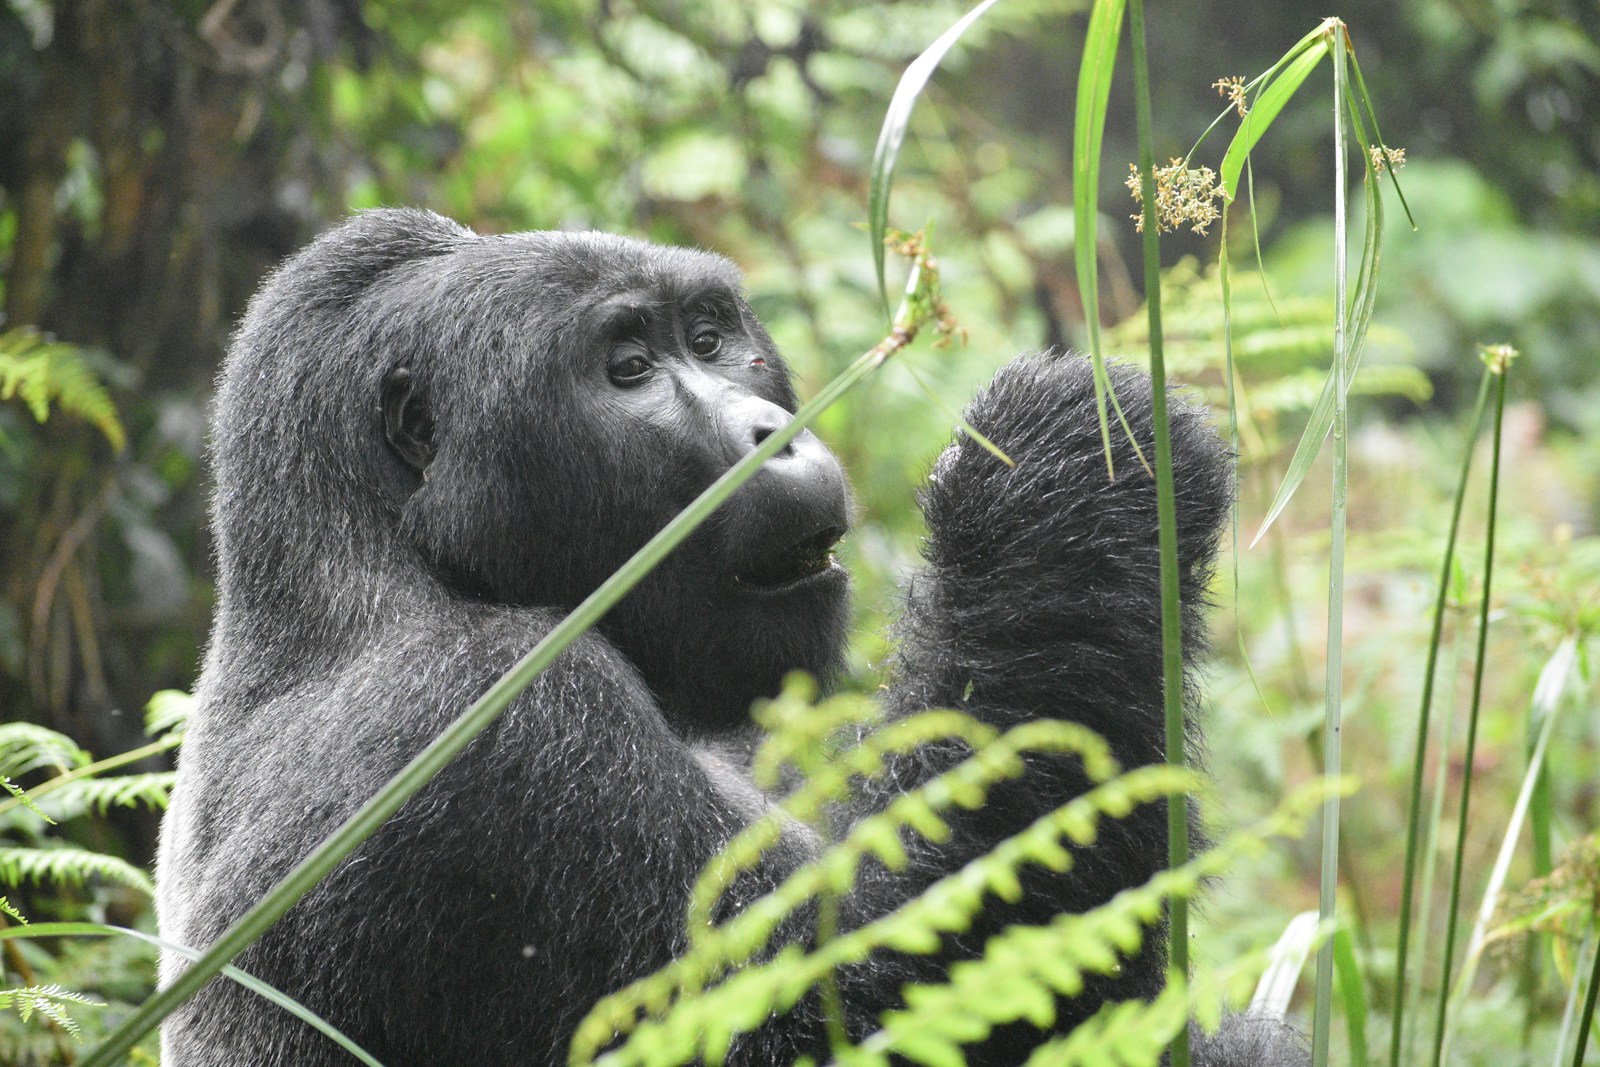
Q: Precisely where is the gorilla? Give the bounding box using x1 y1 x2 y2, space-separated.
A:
156 208 1303 1065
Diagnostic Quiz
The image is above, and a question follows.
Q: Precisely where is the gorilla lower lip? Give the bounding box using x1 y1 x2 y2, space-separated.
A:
737 525 846 589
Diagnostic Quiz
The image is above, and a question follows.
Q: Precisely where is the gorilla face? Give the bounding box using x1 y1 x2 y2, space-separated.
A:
379 231 852 728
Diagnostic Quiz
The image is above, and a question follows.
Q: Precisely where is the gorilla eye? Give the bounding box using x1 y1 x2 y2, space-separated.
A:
609 353 651 385
689 329 721 358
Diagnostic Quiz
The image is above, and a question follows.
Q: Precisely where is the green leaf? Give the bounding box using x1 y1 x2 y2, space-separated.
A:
868 0 1001 319
0 922 389 1067
1333 924 1368 1067
1072 0 1126 361
1219 35 1330 201
0 845 154 896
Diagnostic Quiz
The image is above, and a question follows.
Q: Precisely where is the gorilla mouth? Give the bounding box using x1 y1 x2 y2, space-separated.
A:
735 525 847 590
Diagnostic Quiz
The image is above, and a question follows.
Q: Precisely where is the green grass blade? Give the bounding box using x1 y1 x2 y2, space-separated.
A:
1250 75 1388 550
1333 923 1369 1067
1347 54 1415 229
1312 23 1350 1067
1250 912 1322 1014
1218 212 1275 714
0 922 389 1067
1387 365 1494 1067
903 363 1014 466
868 0 1001 320
1439 635 1577 1062
1189 17 1328 166
1428 360 1512 1067
1073 0 1151 479
1572 926 1600 1067
1126 2 1188 1065
1554 925 1600 1067
1219 35 1330 201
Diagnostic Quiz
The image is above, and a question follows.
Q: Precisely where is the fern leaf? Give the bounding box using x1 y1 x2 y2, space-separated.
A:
0 983 105 1040
1 777 54 825
1017 984 1190 1067
0 723 89 778
144 689 195 739
34 772 178 821
0 328 125 451
0 845 154 896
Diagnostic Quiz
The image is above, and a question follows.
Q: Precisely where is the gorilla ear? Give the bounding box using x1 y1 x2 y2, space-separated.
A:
382 366 435 474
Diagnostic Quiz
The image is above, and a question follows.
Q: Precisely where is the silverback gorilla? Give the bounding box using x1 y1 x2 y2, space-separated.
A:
157 208 1304 1065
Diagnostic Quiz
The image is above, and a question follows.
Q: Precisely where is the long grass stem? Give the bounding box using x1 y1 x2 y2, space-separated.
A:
1573 921 1600 1067
1387 366 1494 1067
1126 3 1188 1065
1312 21 1349 1067
1428 362 1510 1067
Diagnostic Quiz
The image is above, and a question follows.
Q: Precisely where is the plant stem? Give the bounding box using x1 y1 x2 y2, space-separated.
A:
1573 920 1600 1067
1387 366 1493 1067
0 734 182 820
1428 363 1509 1067
1126 3 1187 1066
1313 20 1349 1067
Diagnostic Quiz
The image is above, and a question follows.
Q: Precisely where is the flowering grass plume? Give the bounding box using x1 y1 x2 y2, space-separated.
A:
1125 159 1227 236
1369 144 1406 174
1212 76 1248 117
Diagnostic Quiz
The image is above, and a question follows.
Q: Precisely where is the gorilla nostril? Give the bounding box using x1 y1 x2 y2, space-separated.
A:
752 422 795 457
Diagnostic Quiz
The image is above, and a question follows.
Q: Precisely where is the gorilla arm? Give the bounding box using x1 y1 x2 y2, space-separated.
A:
859 354 1233 1025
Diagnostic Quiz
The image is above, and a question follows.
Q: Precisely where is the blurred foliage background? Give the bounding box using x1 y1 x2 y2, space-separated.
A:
0 0 1597 1060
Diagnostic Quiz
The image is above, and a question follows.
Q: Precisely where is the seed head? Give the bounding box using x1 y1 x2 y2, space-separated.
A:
1369 145 1407 174
1125 159 1227 236
1213 76 1249 118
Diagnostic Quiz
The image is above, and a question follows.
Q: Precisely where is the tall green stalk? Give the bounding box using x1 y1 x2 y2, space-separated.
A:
1388 366 1495 1067
78 259 946 1067
1428 356 1511 1067
1126 3 1187 1065
1312 21 1349 1067
1573 924 1600 1067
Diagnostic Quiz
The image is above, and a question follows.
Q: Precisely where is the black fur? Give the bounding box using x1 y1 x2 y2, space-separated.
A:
156 208 1303 1065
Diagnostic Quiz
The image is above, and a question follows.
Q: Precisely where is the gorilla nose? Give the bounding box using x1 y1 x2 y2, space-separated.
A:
736 396 797 460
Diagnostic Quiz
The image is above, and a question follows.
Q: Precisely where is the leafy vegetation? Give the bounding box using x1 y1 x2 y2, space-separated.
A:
1 1 1597 1065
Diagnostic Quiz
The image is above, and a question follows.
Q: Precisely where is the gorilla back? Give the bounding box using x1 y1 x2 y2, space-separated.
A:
157 209 1297 1065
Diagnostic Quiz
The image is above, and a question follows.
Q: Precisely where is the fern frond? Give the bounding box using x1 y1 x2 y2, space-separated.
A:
144 689 195 739
575 755 1198 1067
1 776 54 826
0 328 125 451
0 983 105 1039
1246 363 1431 415
1013 984 1190 1067
690 706 1037 939
575 776 1341 1067
0 846 154 896
0 895 27 924
751 678 883 787
34 772 178 821
0 723 90 779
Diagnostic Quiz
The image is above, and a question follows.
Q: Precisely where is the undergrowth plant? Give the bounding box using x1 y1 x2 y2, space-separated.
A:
567 676 1339 1067
0 691 187 1062
0 327 125 453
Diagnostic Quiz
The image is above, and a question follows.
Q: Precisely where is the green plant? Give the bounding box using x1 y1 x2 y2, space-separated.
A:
568 676 1337 1067
0 692 187 1062
0 328 124 453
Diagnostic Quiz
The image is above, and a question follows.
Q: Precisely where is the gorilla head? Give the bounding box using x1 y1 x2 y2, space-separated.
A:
211 208 850 730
